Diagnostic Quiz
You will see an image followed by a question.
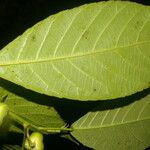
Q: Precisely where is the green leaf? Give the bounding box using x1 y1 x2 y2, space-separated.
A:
5 97 64 130
0 145 21 150
71 93 150 150
0 1 149 100
0 80 66 133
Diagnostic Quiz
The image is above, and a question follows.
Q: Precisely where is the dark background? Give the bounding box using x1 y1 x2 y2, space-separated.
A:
0 0 149 50
0 0 150 149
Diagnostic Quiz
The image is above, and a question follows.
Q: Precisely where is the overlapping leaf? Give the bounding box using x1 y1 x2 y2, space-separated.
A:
0 1 149 100
0 145 21 150
71 94 150 149
0 81 65 132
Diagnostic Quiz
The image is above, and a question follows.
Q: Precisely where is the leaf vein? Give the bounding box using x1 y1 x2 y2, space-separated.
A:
0 41 149 66
115 6 142 47
71 3 107 54
91 3 128 51
53 8 83 56
35 18 56 59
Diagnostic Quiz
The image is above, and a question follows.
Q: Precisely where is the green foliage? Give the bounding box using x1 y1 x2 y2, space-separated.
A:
0 145 21 150
0 1 149 100
0 1 149 150
72 94 150 150
0 79 66 133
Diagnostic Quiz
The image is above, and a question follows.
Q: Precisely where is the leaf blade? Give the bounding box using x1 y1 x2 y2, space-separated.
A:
0 1 149 100
71 94 150 149
0 145 21 150
0 81 66 133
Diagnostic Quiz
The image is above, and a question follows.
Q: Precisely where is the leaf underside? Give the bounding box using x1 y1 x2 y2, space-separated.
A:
71 94 150 150
0 1 149 100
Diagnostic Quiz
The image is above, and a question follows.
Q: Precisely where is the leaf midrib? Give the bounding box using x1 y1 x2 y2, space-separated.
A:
0 40 149 67
73 117 150 130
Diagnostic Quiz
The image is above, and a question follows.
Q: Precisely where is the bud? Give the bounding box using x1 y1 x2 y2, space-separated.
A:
0 103 9 126
25 132 44 150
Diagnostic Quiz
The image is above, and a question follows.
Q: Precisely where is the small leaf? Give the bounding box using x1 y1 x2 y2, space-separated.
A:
0 81 65 133
5 98 64 129
0 1 149 100
71 94 150 149
0 145 21 150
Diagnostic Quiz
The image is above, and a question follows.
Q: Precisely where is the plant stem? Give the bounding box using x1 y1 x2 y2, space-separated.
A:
21 126 29 150
9 111 73 134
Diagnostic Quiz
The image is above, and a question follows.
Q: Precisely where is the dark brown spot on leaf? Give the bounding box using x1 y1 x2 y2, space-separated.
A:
31 34 36 42
93 88 97 92
82 31 89 40
134 20 143 30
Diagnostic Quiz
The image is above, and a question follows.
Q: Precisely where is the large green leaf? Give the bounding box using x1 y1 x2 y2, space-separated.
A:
0 1 149 100
71 93 150 150
0 81 65 133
